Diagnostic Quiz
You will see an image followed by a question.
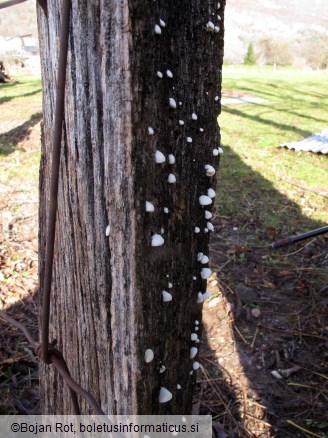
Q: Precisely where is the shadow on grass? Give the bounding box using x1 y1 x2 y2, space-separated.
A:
201 146 328 437
0 112 43 156
0 88 42 106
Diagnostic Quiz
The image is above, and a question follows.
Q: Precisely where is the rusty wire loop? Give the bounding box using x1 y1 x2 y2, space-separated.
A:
0 0 105 416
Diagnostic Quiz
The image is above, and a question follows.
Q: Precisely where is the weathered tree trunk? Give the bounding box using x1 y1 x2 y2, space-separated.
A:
37 0 225 414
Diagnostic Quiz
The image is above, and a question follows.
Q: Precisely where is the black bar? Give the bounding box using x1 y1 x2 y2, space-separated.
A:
272 225 328 249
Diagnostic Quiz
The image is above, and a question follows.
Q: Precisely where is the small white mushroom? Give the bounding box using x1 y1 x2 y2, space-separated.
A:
186 137 192 143
201 267 212 279
169 98 177 109
168 282 173 288
215 96 219 101
166 70 173 78
191 113 198 120
213 148 219 156
204 228 209 233
157 71 163 78
217 2 221 8
205 210 212 219
106 225 110 236
193 276 197 280
205 164 216 176
190 347 198 359
159 19 166 27
197 292 203 303
145 349 154 363
195 326 199 331
152 234 164 247
200 255 209 264
218 147 223 154
197 252 203 261
159 365 166 373
194 227 200 233
199 128 204 132
155 150 166 163
193 361 200 370
163 207 169 214
207 222 214 231
206 21 215 32
199 195 212 206
155 24 162 34
168 154 176 164
191 333 198 341
162 290 173 302
195 320 199 325
214 26 220 33
168 174 176 183
202 291 212 300
176 384 181 390
159 387 173 403
145 201 155 212
178 120 185 125
207 188 216 198
148 127 154 135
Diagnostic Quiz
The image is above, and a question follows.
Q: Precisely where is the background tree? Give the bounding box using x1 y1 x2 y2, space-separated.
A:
243 43 256 65
37 0 226 414
257 36 293 68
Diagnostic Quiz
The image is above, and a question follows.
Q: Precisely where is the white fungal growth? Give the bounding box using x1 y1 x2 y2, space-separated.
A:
206 21 215 32
195 326 199 331
217 2 221 8
202 291 212 300
213 148 219 156
193 361 200 370
159 365 166 373
168 282 173 288
161 227 165 234
191 113 198 120
155 150 166 163
145 201 155 212
162 290 173 302
152 234 164 247
186 137 192 143
218 147 223 154
205 164 216 176
159 19 166 27
215 96 219 101
159 387 173 403
166 70 173 78
178 120 185 126
155 24 162 34
189 370 193 375
205 210 212 219
199 195 212 206
169 98 177 109
195 320 199 325
106 225 110 236
197 292 204 303
145 349 154 363
200 255 209 264
201 267 212 279
204 228 209 233
207 222 214 231
168 174 176 183
207 188 216 198
168 154 176 164
217 15 221 20
199 128 204 132
214 26 220 33
197 252 203 261
176 384 181 390
164 207 169 214
148 127 154 135
193 276 197 280
194 227 200 233
190 347 198 359
157 71 163 78
191 333 198 341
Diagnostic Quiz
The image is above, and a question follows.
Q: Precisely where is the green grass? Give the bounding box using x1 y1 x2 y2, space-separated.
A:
0 76 42 184
218 70 328 234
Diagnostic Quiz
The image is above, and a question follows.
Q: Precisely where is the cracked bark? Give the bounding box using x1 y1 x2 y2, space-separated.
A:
38 0 225 414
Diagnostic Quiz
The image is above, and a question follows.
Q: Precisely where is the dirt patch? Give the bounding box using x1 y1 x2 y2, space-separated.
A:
197 218 328 437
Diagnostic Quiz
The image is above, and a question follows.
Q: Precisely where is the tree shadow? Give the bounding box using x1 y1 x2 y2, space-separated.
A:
200 146 328 437
0 112 42 156
0 88 42 106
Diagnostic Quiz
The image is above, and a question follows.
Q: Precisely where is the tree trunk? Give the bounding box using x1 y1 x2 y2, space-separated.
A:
37 0 225 415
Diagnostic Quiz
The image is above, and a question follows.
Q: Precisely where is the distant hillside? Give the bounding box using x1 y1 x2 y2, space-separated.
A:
224 0 328 64
0 0 38 39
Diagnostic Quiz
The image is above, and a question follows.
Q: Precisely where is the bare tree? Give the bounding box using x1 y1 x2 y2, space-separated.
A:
37 0 225 414
257 36 293 68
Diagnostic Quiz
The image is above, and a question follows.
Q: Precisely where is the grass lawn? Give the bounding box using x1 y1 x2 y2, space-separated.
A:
218 70 328 239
